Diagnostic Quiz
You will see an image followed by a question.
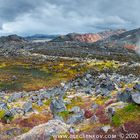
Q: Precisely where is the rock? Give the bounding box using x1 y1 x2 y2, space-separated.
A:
22 101 33 113
90 115 99 123
67 111 84 124
91 103 99 110
50 99 66 115
101 125 111 133
6 108 17 116
86 74 92 79
37 99 43 106
133 83 140 91
8 92 23 102
131 93 140 104
106 107 115 118
117 89 132 102
15 119 70 140
95 87 110 96
0 101 8 110
70 106 81 113
4 128 22 136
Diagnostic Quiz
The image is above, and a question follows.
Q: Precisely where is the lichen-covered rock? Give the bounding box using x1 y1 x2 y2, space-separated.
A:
15 119 70 140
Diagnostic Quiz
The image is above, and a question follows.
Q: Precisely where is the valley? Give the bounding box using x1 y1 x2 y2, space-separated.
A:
0 28 140 140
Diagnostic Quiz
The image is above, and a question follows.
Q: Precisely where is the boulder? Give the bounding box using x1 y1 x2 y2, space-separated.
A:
22 101 33 113
50 99 66 115
37 99 43 106
117 89 132 102
15 119 70 140
133 83 140 91
101 125 111 133
70 106 81 113
8 92 23 102
66 111 84 124
131 93 140 104
0 101 8 110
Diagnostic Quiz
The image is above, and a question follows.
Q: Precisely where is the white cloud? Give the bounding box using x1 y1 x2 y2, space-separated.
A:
0 0 139 35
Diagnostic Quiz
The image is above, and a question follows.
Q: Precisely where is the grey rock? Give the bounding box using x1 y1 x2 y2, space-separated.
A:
133 83 140 91
8 92 23 102
101 125 111 133
4 128 22 136
117 89 132 102
15 119 69 140
107 107 115 118
86 74 92 79
22 101 33 113
50 98 66 115
0 101 8 110
91 103 99 110
37 99 43 106
131 93 140 104
70 106 81 113
67 111 84 124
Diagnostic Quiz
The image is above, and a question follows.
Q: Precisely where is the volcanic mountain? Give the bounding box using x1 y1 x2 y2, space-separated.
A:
52 29 126 43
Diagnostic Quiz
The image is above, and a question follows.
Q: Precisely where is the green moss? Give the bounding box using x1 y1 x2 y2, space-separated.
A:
0 110 6 119
112 114 121 127
124 103 139 112
44 99 52 106
112 103 140 127
58 110 71 120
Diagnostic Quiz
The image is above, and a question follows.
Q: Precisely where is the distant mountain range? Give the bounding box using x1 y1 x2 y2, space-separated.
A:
25 34 59 41
0 27 139 61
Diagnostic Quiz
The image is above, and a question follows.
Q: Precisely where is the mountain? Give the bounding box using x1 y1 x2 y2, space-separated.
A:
0 34 26 43
52 29 126 43
96 27 140 51
0 28 139 61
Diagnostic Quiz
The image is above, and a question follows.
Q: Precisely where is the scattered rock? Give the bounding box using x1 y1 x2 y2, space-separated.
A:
131 93 140 104
0 101 8 110
50 99 66 115
8 92 23 102
67 110 84 124
70 106 81 113
101 125 111 133
133 83 140 91
37 99 43 106
22 101 33 114
117 89 132 102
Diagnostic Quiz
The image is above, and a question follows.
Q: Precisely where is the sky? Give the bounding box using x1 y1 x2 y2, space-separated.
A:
0 0 139 36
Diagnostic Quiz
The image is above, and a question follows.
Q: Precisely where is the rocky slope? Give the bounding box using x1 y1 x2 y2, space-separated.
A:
0 59 140 139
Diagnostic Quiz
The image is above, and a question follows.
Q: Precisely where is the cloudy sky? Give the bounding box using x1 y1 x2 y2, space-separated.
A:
0 0 139 36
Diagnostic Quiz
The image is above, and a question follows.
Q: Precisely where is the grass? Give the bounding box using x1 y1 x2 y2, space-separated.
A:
0 58 88 92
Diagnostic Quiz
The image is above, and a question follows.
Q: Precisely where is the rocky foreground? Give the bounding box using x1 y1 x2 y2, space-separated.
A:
0 59 140 140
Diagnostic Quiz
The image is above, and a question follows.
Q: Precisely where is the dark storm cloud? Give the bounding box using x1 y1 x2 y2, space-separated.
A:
0 0 139 35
